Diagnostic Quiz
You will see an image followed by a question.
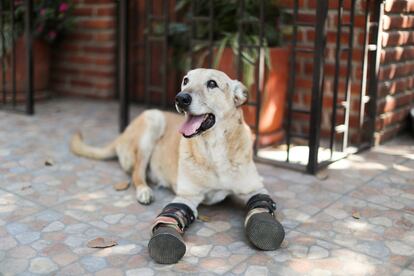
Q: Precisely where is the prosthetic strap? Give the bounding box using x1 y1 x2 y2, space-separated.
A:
151 203 195 234
245 193 277 227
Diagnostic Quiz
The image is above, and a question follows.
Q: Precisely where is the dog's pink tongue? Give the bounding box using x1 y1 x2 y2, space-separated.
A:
179 115 204 136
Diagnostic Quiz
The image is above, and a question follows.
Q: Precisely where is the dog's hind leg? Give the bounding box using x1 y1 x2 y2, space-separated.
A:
132 110 166 205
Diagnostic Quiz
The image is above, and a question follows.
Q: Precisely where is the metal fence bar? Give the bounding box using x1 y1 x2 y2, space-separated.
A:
1 0 6 105
207 0 213 67
237 0 244 79
144 0 151 105
285 0 299 162
161 0 169 108
367 0 385 146
329 0 344 156
307 0 328 174
25 0 34 115
190 1 195 68
11 0 16 106
252 1 265 155
341 0 356 151
236 0 265 155
358 0 371 131
118 0 129 132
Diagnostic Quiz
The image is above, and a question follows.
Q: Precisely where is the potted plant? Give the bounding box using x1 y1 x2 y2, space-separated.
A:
169 0 291 147
0 0 74 102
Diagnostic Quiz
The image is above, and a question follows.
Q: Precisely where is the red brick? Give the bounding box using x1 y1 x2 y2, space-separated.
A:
82 69 114 78
296 79 313 89
95 82 114 90
71 79 95 88
94 32 116 41
381 47 405 63
385 0 410 13
83 45 115 54
78 19 115 29
65 33 94 41
96 7 115 16
382 31 412 47
383 15 414 30
73 7 94 16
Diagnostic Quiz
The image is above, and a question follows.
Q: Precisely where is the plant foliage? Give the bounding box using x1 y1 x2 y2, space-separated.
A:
0 0 75 58
168 0 290 87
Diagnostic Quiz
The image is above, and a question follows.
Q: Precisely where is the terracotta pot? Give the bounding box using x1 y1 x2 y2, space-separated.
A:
0 37 50 102
217 47 289 147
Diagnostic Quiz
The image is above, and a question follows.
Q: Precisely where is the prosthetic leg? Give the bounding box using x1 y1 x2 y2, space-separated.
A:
148 203 195 264
244 193 285 250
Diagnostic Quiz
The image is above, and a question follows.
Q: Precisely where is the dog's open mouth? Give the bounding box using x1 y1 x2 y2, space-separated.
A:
179 113 216 138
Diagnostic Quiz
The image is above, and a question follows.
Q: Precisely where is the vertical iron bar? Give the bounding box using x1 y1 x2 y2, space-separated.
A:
367 0 384 146
1 0 6 104
118 0 129 132
285 0 299 162
237 0 244 79
341 0 356 151
25 0 34 115
253 0 265 155
144 0 151 105
329 0 343 158
162 0 169 108
207 0 213 67
190 1 195 68
11 0 16 106
307 0 328 174
358 0 371 132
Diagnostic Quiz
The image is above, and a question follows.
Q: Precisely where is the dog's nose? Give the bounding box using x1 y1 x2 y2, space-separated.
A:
175 92 192 109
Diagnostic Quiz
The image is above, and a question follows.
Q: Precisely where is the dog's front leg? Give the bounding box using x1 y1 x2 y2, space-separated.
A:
238 189 285 250
148 195 202 264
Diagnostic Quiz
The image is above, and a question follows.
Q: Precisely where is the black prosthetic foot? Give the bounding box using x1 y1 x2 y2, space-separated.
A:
245 212 285 250
245 193 285 250
149 203 195 264
148 226 186 264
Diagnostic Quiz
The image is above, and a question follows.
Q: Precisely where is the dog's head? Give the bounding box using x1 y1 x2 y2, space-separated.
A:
175 68 248 138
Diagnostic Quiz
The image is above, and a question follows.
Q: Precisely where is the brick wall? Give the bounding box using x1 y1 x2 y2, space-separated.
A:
376 0 414 143
280 0 368 146
280 0 414 146
51 0 117 99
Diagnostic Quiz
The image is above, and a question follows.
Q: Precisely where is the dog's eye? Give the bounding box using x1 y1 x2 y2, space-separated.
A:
207 80 218 89
183 77 189 86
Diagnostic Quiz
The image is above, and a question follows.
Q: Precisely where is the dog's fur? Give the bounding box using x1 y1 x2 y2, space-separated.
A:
71 68 264 205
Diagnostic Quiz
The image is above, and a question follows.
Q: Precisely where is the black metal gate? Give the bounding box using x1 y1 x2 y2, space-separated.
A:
0 0 34 114
117 0 384 174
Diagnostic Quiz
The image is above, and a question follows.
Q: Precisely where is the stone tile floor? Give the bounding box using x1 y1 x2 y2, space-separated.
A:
0 98 413 276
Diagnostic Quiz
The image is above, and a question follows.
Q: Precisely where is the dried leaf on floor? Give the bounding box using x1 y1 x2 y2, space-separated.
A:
198 215 210 222
87 237 117 248
113 181 130 191
352 210 361 219
21 185 32 191
44 159 54 166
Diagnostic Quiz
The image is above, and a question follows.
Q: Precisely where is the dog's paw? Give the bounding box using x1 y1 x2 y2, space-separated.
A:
136 186 153 205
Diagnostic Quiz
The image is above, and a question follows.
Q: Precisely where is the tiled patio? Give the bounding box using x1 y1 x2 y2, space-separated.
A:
0 98 413 276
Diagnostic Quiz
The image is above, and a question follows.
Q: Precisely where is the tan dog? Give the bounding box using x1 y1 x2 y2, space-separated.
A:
71 68 266 207
71 68 284 264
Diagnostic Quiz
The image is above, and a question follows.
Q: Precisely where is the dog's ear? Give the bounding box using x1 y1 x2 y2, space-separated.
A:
231 80 248 107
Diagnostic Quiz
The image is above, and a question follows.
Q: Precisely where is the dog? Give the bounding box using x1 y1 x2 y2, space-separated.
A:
71 68 284 264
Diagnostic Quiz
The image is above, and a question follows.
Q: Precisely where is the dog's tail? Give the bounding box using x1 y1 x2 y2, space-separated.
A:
70 132 117 160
